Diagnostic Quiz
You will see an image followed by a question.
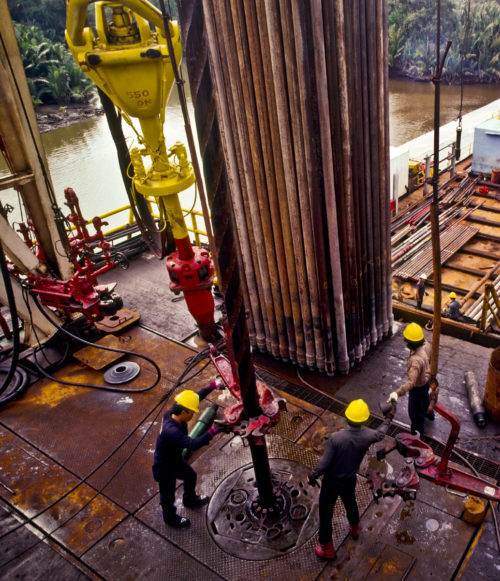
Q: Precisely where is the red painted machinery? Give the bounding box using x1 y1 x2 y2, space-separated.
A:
368 402 500 503
209 346 286 442
28 188 122 321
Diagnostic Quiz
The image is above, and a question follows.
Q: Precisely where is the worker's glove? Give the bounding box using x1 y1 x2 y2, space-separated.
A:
208 424 221 437
380 400 396 419
307 473 319 487
387 391 399 403
209 379 225 391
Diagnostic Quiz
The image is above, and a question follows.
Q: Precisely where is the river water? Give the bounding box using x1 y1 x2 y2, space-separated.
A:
1 79 499 226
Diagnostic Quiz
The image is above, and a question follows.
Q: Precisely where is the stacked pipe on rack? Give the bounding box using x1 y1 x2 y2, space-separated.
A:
193 0 392 372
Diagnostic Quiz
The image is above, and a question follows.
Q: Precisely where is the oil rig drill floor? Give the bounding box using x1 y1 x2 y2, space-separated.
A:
0 253 499 580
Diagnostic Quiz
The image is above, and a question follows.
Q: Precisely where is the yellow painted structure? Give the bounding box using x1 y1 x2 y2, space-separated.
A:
66 0 194 241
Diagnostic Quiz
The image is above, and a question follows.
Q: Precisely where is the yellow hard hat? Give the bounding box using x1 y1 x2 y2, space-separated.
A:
403 322 424 342
174 390 199 412
449 292 456 299
345 399 370 423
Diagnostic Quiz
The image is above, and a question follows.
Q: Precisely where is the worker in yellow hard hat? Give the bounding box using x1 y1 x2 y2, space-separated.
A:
387 322 433 436
308 398 394 560
152 381 225 527
443 291 466 322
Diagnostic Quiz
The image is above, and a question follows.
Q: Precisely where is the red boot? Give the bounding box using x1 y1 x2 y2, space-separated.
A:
350 522 360 540
315 541 337 559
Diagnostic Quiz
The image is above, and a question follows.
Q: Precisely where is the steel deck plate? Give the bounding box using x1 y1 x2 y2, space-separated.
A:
135 432 373 580
82 516 222 580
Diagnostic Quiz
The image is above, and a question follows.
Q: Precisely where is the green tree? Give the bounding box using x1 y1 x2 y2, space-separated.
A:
14 22 95 106
8 0 67 41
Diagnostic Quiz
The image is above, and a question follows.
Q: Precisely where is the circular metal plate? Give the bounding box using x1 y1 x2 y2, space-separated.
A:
207 458 320 560
104 361 141 384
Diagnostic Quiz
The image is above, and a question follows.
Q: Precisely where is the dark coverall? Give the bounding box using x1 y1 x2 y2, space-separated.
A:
310 418 391 546
416 279 426 309
152 386 213 521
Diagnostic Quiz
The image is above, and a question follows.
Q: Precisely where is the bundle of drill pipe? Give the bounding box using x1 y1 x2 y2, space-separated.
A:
391 175 481 272
464 272 500 325
181 1 391 374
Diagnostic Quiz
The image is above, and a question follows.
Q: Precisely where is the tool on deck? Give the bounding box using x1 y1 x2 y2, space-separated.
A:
368 401 500 503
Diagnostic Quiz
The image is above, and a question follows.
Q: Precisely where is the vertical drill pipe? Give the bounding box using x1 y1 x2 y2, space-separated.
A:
323 3 354 362
344 0 366 358
208 1 267 351
379 0 392 334
354 0 372 354
281 0 325 369
184 0 274 506
328 0 358 362
217 1 278 355
264 0 313 367
365 0 383 341
229 0 287 358
354 0 374 353
275 0 317 369
254 0 300 363
241 0 294 361
292 0 336 373
310 0 349 373
357 0 378 344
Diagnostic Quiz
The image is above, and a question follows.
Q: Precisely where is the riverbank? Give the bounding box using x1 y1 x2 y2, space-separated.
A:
35 103 104 133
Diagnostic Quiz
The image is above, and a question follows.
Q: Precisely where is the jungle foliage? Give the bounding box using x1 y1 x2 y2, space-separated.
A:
388 0 500 83
8 0 500 107
7 0 179 106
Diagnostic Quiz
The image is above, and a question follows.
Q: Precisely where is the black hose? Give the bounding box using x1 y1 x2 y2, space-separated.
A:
31 293 161 393
0 365 29 405
0 239 21 397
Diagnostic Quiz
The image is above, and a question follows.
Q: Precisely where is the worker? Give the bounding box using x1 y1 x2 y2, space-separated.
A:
152 382 223 527
388 322 433 436
308 399 394 560
443 292 465 321
415 273 428 309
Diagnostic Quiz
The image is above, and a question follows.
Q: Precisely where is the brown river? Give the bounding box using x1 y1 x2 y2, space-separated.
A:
2 79 500 226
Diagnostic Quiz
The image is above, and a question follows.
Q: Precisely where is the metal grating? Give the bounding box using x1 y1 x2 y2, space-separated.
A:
257 367 500 483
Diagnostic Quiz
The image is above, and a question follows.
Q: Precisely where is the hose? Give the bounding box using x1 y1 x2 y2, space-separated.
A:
0 365 29 405
30 292 161 393
0 239 21 399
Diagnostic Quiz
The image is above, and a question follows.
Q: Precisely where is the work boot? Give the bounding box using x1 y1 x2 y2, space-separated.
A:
315 541 337 560
183 494 210 508
350 522 360 540
163 514 190 528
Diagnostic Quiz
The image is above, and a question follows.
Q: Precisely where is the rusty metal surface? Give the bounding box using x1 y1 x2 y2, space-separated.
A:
0 531 92 580
0 365 165 478
94 308 141 333
272 400 318 443
82 516 222 581
362 544 416 580
207 459 319 559
136 434 323 580
0 327 491 579
135 430 375 580
73 334 127 370
36 484 127 557
0 425 79 517
0 427 126 557
297 410 347 457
